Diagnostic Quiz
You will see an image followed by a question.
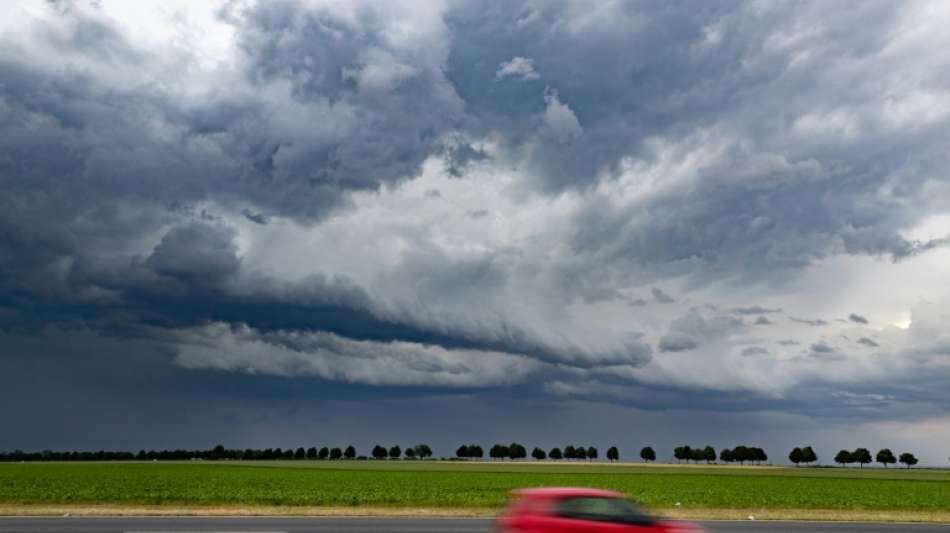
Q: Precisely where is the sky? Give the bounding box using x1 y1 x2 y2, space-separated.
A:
2 0 950 465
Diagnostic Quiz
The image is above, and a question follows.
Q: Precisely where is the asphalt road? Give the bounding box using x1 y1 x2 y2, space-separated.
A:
0 518 948 533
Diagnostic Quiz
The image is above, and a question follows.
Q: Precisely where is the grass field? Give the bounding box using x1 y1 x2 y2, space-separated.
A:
2 461 949 518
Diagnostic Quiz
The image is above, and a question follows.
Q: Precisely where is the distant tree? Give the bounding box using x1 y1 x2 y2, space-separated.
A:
404 447 416 459
853 448 871 468
673 446 684 463
606 446 619 462
586 447 598 461
319 447 330 460
469 445 484 459
283 448 294 459
689 447 704 463
330 447 343 460
802 446 817 465
489 444 509 460
753 447 768 465
574 446 587 460
640 446 656 463
456 445 470 459
834 449 852 467
306 447 317 459
898 452 918 469
413 444 433 459
372 445 388 460
876 448 896 468
532 447 547 461
294 447 306 459
211 444 225 460
719 448 734 463
549 447 563 460
389 445 401 459
564 445 576 460
702 446 716 464
137 450 147 461
344 446 356 459
789 447 804 466
509 443 527 460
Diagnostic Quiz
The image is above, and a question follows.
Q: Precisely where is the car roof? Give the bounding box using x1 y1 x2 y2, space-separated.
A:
511 487 625 499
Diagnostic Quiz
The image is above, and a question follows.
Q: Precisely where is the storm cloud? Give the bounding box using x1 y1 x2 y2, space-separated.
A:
2 0 950 463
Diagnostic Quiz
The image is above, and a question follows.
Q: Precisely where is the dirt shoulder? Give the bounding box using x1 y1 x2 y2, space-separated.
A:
2 504 949 523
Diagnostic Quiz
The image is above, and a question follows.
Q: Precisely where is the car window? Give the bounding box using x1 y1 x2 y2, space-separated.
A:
552 496 654 526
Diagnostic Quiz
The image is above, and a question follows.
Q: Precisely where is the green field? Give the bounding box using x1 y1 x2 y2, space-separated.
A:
2 461 949 512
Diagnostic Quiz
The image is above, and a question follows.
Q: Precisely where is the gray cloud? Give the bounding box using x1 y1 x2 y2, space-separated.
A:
848 313 869 324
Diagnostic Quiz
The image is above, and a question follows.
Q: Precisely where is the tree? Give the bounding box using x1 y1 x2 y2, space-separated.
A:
752 447 767 465
469 445 484 459
733 446 750 465
876 448 896 468
802 446 817 465
702 446 716 464
606 446 619 462
330 447 343 460
456 445 469 459
210 444 225 460
306 447 317 459
489 444 509 460
673 446 686 463
789 447 804 466
319 447 329 460
283 448 294 459
372 445 387 460
413 444 433 460
531 447 547 461
834 449 852 467
574 446 587 460
564 445 576 460
899 452 918 469
853 448 871 468
640 446 656 463
389 445 401 459
508 443 527 460
404 447 416 459
549 447 563 460
294 447 306 459
344 446 356 459
689 447 704 463
719 448 734 463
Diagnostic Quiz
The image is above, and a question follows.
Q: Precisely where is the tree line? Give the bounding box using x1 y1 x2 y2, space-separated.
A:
0 444 432 462
831 447 918 468
0 444 922 468
671 445 768 465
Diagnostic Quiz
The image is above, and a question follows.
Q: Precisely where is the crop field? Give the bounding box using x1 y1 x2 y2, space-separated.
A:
2 461 950 513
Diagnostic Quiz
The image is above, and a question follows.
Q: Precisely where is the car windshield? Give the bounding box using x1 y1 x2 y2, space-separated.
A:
552 496 654 525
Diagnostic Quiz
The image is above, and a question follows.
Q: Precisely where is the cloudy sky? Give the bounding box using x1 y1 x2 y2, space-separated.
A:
2 0 950 464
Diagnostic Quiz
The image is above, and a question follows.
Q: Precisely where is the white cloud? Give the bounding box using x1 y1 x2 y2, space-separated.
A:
495 56 539 81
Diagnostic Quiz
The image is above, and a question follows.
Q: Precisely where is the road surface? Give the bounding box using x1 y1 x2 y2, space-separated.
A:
0 517 947 533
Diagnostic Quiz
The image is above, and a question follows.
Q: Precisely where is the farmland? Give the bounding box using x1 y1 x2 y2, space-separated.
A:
2 460 949 518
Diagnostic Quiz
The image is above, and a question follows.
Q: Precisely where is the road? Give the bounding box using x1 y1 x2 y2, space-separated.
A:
0 517 947 533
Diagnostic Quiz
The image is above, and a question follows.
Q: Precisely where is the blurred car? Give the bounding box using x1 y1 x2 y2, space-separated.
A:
495 487 705 533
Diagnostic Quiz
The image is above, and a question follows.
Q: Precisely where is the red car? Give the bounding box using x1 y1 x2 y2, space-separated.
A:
496 487 705 533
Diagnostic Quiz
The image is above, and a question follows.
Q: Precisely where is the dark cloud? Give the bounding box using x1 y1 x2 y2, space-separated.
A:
753 316 773 325
791 317 830 327
651 287 675 303
734 306 782 315
741 346 769 357
658 333 698 353
848 313 869 324
857 337 880 347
